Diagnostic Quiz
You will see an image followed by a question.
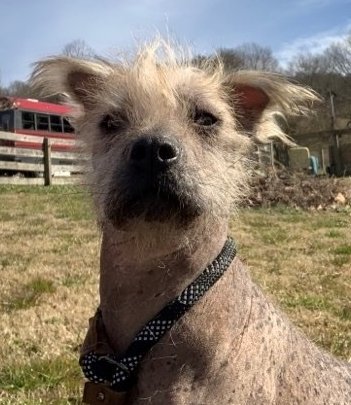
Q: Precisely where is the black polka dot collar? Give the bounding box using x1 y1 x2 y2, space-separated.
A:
80 237 236 393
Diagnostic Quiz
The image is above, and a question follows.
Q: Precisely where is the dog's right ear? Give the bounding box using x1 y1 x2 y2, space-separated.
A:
31 57 113 110
223 71 321 144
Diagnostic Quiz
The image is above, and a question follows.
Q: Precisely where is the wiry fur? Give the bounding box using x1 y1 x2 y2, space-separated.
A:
31 40 318 251
29 40 350 405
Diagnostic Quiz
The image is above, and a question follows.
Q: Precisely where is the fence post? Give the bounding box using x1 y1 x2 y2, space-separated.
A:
43 138 52 186
270 141 275 169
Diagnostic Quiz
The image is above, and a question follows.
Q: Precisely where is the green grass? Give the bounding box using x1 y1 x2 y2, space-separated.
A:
334 245 351 255
0 185 350 403
3 277 56 311
283 294 332 311
0 356 82 405
326 230 343 238
0 356 81 393
61 273 89 288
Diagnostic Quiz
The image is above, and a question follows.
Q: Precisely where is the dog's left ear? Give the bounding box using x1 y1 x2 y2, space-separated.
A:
223 71 320 142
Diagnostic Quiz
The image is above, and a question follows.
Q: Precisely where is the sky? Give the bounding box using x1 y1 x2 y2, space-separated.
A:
0 0 350 85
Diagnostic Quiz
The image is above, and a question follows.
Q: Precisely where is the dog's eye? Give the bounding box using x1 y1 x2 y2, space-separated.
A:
193 109 218 127
99 114 126 134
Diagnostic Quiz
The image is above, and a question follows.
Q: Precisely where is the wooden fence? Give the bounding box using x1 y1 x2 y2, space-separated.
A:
293 128 351 176
0 131 86 185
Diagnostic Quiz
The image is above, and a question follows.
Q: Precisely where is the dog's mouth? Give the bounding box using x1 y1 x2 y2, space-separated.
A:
105 172 205 226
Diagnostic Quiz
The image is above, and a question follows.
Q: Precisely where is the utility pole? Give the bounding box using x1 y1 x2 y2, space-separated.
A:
329 91 342 175
330 91 337 131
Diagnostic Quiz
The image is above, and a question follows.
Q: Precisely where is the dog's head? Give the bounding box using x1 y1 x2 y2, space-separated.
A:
32 40 318 243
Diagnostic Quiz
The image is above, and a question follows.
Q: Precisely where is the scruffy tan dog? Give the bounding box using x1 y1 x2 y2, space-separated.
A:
33 41 351 404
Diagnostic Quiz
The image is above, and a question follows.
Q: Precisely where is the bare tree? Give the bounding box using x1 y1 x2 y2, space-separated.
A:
324 35 351 75
2 79 59 102
288 33 351 77
235 43 279 71
4 81 34 98
217 48 244 71
218 43 279 72
285 31 351 132
0 72 6 95
62 39 95 59
288 52 330 76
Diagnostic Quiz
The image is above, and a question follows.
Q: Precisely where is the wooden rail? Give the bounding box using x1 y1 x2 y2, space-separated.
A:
0 131 86 186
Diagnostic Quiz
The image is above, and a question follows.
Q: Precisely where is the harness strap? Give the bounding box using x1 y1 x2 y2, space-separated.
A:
80 237 236 400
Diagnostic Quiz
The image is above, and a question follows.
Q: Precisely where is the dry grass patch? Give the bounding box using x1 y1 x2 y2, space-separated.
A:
0 186 350 404
0 185 99 404
232 206 351 360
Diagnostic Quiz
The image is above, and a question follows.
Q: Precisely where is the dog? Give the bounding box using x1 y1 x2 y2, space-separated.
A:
32 40 351 404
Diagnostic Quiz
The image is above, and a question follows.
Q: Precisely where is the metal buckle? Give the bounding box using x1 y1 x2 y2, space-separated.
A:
98 356 130 374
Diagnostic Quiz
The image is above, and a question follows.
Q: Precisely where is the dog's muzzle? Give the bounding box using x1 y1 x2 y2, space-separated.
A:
105 136 205 224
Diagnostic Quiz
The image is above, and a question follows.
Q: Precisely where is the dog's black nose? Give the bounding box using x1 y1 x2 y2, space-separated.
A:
129 136 180 173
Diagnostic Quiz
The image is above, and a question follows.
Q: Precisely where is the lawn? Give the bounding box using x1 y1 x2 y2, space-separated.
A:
0 185 350 404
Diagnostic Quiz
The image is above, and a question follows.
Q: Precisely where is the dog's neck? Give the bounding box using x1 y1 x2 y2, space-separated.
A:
99 220 228 354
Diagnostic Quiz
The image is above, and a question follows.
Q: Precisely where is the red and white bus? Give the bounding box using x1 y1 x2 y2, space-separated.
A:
0 96 75 151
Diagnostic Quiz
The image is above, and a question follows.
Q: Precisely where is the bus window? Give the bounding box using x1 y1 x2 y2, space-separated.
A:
37 114 49 131
50 115 63 132
0 113 10 131
22 112 35 130
63 118 74 133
